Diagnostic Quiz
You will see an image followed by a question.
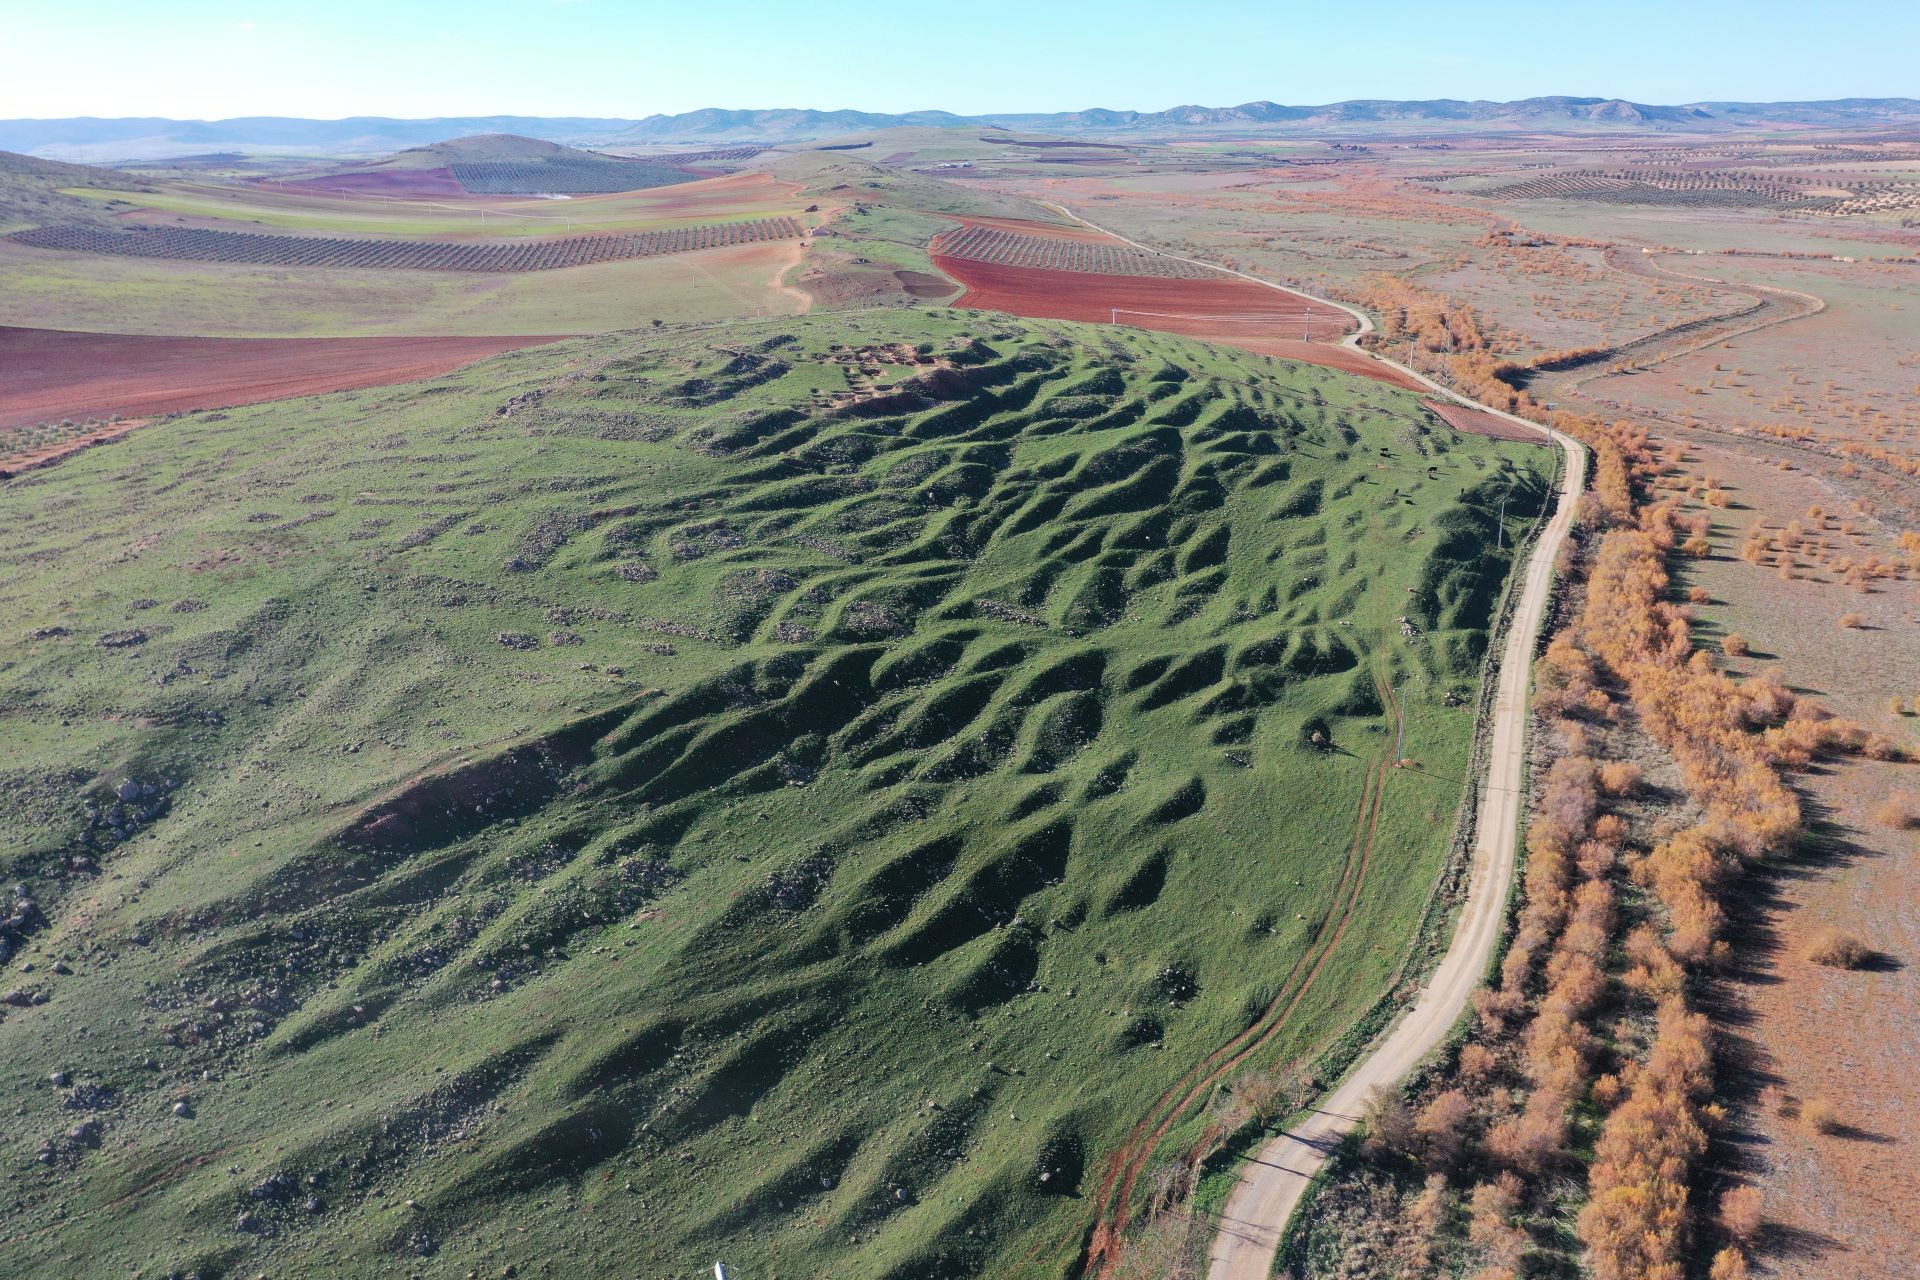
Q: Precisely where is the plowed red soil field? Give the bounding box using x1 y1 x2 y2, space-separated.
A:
0 326 565 430
934 253 1421 389
1423 399 1549 443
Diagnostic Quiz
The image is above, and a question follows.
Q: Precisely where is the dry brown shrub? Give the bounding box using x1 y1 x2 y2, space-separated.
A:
1486 1089 1567 1173
1802 1097 1841 1134
1863 735 1905 762
1838 611 1865 629
1718 1185 1764 1242
1804 927 1873 969
1687 585 1711 603
1406 1170 1447 1237
1415 1089 1474 1168
1363 1084 1416 1157
1872 790 1920 829
1710 1247 1752 1280
1467 1172 1527 1267
1110 1207 1203 1280
1591 813 1629 846
1597 761 1642 796
1458 1041 1498 1083
1722 633 1750 656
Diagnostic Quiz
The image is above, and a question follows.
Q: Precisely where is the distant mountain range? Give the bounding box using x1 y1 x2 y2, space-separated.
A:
8 97 1920 161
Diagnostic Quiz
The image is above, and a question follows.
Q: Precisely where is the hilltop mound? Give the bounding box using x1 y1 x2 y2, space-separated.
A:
0 311 1548 1279
0 149 121 185
388 132 592 166
290 133 698 197
0 149 130 231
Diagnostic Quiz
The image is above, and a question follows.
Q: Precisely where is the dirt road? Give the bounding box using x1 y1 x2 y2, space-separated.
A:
1035 203 1587 1280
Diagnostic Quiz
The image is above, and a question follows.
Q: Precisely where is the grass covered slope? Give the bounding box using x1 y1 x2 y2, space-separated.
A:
0 149 127 233
0 311 1548 1279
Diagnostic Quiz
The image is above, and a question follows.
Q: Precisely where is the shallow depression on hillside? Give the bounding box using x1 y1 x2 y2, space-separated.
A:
0 310 1548 1279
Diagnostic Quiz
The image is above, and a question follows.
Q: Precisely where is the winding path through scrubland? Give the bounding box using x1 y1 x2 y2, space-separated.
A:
1034 202 1587 1280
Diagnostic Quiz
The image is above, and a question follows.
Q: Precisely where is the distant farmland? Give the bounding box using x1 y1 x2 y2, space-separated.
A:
7 217 803 272
450 155 691 194
935 223 1220 278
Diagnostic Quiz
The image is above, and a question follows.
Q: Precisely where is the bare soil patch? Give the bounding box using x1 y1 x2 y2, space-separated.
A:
894 269 956 299
935 253 1416 387
1422 400 1550 444
0 326 565 433
618 171 806 220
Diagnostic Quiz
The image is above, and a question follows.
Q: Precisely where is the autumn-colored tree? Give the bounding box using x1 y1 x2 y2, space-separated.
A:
1334 273 1883 1280
1597 761 1642 796
1709 1247 1752 1280
1457 1041 1498 1083
1467 1172 1529 1270
1717 1185 1764 1243
1414 1088 1475 1169
1363 1084 1416 1157
1485 1089 1568 1174
1578 998 1711 1280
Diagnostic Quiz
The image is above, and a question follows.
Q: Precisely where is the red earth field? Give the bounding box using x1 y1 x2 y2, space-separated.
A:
1422 399 1550 443
931 235 1425 389
0 326 564 432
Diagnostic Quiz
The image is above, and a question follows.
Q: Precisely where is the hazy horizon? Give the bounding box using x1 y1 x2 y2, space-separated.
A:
4 0 1913 121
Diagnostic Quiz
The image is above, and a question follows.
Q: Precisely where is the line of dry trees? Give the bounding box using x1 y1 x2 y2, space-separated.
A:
1341 279 1904 1280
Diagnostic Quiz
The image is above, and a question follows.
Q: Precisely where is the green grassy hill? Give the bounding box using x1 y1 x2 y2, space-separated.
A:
0 311 1547 1278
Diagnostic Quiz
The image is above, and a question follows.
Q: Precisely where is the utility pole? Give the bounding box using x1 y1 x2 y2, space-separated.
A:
1496 490 1510 550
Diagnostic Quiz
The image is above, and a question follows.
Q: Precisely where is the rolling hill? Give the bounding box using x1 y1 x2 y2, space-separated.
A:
0 309 1550 1278
300 133 697 196
0 149 133 232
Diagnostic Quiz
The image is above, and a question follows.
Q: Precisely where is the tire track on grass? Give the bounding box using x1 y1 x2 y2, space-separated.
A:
1080 673 1400 1276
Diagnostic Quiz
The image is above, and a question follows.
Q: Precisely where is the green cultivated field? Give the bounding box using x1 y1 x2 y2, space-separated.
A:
56 178 802 239
0 311 1546 1278
0 239 803 337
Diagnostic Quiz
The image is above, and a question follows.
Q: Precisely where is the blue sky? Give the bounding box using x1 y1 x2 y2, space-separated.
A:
1 0 1913 119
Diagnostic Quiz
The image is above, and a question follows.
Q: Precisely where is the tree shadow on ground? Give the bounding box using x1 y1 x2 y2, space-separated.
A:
1694 791 1890 1267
